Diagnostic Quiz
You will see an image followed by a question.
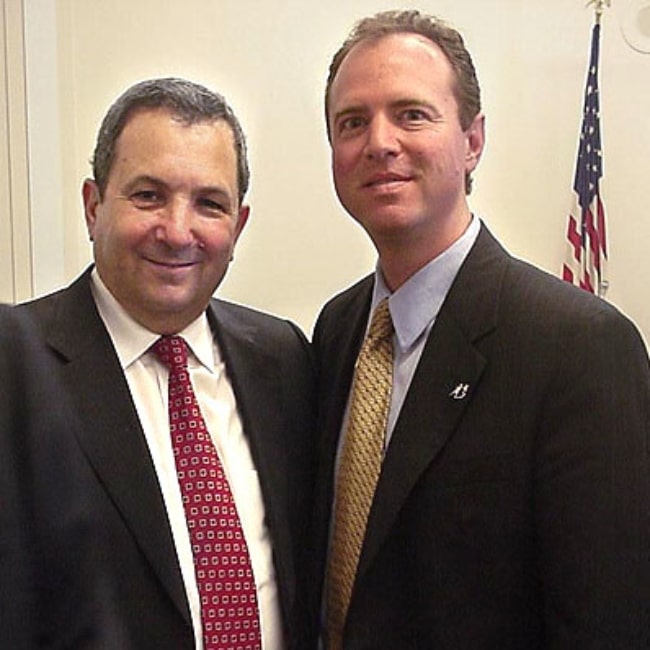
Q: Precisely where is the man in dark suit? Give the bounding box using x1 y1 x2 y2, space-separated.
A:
3 78 315 649
313 10 650 649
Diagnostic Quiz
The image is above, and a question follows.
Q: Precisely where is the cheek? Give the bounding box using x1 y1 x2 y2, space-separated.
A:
332 144 359 178
91 219 117 255
333 158 358 204
95 218 153 261
200 222 239 256
418 144 461 176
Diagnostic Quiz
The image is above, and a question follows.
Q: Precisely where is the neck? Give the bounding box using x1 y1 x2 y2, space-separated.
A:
133 309 205 336
375 212 472 292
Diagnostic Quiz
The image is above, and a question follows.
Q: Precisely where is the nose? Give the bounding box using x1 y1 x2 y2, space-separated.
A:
156 198 195 248
364 115 399 160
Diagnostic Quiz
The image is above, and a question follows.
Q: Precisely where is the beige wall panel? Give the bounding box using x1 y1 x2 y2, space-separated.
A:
22 0 650 343
1 0 32 303
0 1 11 302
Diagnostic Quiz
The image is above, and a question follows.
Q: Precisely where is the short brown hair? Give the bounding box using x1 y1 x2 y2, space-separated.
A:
325 10 482 193
326 9 480 131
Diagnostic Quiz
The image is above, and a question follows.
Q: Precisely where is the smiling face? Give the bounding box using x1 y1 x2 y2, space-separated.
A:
328 33 484 275
83 108 249 334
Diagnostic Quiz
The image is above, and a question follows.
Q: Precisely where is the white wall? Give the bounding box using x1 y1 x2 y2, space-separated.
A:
22 0 650 345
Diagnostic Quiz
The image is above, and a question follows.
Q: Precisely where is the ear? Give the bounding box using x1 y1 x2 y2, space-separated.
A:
465 112 485 173
233 204 250 243
82 179 101 241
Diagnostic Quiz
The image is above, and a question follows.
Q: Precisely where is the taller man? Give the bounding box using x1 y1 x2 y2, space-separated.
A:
313 10 650 649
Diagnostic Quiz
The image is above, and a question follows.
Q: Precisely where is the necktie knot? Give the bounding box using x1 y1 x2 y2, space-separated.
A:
367 299 393 344
152 335 188 371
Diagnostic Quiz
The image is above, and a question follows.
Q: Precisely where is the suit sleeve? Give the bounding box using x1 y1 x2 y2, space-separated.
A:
534 306 650 648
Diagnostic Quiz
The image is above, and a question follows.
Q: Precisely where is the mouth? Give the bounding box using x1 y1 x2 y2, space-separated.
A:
145 258 198 270
362 173 413 189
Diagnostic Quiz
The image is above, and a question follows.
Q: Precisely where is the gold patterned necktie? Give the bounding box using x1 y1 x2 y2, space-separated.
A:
326 298 394 650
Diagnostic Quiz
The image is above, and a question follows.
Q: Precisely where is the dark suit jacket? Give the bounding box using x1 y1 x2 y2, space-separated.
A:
1 270 316 649
312 225 650 649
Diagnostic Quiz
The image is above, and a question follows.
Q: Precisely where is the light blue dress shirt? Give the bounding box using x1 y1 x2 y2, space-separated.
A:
366 215 480 448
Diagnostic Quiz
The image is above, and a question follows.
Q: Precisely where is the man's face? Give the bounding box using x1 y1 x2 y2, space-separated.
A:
328 33 484 256
83 108 248 334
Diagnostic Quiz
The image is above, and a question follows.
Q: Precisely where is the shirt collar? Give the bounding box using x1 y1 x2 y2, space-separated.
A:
371 216 481 352
90 268 217 371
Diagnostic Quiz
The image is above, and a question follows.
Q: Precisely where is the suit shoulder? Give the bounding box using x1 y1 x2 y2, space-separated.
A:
504 257 622 320
500 256 647 354
316 275 373 325
15 286 65 325
211 297 293 328
0 306 64 398
462 225 628 330
15 270 93 334
0 306 40 356
210 298 309 344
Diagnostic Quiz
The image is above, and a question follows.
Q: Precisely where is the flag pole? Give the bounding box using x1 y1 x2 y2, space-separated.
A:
589 0 610 297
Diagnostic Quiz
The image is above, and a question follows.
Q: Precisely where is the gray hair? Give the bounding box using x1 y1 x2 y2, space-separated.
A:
91 77 249 203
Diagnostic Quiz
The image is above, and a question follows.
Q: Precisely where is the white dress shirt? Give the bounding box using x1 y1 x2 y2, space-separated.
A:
91 270 283 650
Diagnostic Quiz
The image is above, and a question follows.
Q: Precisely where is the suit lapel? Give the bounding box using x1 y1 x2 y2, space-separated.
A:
357 225 508 579
44 272 190 623
314 281 373 542
319 286 372 471
358 313 488 576
207 302 297 616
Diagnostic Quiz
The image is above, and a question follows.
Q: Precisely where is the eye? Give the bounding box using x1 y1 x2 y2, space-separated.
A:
197 196 231 216
400 108 430 123
130 189 163 208
337 115 366 136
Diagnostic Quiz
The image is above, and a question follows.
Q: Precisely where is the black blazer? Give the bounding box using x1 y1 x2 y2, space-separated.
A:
312 225 650 649
1 270 316 649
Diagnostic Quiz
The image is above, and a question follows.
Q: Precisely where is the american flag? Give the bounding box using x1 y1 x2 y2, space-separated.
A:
562 22 608 296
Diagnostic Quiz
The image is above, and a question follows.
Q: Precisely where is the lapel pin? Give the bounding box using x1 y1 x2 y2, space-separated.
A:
449 383 470 400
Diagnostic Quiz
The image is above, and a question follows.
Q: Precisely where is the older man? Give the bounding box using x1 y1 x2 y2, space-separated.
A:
5 78 315 650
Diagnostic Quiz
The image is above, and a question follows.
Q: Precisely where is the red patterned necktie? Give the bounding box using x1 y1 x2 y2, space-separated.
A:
152 335 261 650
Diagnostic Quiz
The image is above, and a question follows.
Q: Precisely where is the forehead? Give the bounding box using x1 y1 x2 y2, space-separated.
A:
117 108 235 153
111 108 238 183
329 33 455 110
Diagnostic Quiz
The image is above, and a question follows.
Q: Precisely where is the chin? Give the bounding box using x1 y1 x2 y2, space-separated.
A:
358 207 414 230
144 288 195 314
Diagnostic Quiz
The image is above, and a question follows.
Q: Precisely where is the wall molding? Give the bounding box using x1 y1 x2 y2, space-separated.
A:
1 0 32 303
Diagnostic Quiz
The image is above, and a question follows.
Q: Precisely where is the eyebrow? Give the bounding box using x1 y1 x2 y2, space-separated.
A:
332 97 440 124
392 98 439 111
122 175 165 191
331 105 366 126
123 175 234 199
